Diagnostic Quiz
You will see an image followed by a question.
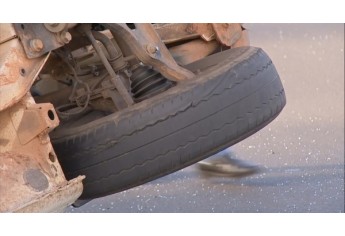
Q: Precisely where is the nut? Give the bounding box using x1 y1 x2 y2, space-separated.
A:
146 44 159 54
59 31 72 44
29 39 44 52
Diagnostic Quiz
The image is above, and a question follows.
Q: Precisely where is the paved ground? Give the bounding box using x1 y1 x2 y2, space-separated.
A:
67 24 344 213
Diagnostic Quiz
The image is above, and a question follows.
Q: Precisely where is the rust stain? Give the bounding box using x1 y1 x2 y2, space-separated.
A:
0 94 80 212
0 38 49 111
211 23 242 47
0 47 29 86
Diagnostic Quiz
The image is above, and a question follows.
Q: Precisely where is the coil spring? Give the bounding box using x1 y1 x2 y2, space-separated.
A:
130 65 175 102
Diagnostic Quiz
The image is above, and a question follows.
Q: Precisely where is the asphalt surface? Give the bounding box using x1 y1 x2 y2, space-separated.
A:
67 24 344 213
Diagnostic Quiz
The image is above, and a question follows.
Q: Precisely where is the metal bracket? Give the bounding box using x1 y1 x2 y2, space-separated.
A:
10 103 59 145
154 23 243 47
13 23 70 58
103 23 194 81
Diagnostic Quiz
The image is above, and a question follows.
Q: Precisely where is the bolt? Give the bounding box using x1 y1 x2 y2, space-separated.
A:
29 39 44 52
146 44 159 54
59 31 72 44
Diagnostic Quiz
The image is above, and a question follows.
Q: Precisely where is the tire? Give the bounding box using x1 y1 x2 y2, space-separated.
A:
51 47 286 199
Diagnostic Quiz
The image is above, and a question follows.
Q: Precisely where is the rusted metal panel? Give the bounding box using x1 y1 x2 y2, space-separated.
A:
154 23 215 43
0 37 49 111
154 23 243 47
232 29 250 48
193 24 216 41
153 23 200 43
0 23 17 44
0 151 84 212
0 94 83 212
14 176 84 213
0 149 83 212
211 23 242 47
0 95 62 177
10 103 59 145
0 152 50 212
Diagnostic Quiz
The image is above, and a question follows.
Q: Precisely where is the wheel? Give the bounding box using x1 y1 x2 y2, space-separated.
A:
50 47 286 199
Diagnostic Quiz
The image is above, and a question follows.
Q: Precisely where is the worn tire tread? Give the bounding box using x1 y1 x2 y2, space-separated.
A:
51 47 286 199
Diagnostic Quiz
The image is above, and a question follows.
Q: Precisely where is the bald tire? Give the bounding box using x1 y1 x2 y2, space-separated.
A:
51 47 286 200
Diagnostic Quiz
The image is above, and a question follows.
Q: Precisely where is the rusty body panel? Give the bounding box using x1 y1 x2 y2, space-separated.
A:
0 24 50 111
0 94 83 212
153 23 202 43
154 23 215 43
0 23 17 44
211 23 242 47
0 153 84 212
14 176 83 213
0 24 83 212
153 23 246 65
232 29 250 48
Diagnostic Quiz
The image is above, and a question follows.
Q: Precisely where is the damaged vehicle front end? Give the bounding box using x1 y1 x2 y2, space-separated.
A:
0 23 285 212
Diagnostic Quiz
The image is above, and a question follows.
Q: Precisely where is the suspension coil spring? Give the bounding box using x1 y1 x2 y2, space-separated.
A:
130 65 175 102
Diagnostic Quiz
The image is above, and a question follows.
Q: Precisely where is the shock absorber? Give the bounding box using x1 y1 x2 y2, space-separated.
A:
130 65 175 102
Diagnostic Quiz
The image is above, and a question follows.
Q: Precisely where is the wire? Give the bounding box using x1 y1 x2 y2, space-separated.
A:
55 53 92 120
